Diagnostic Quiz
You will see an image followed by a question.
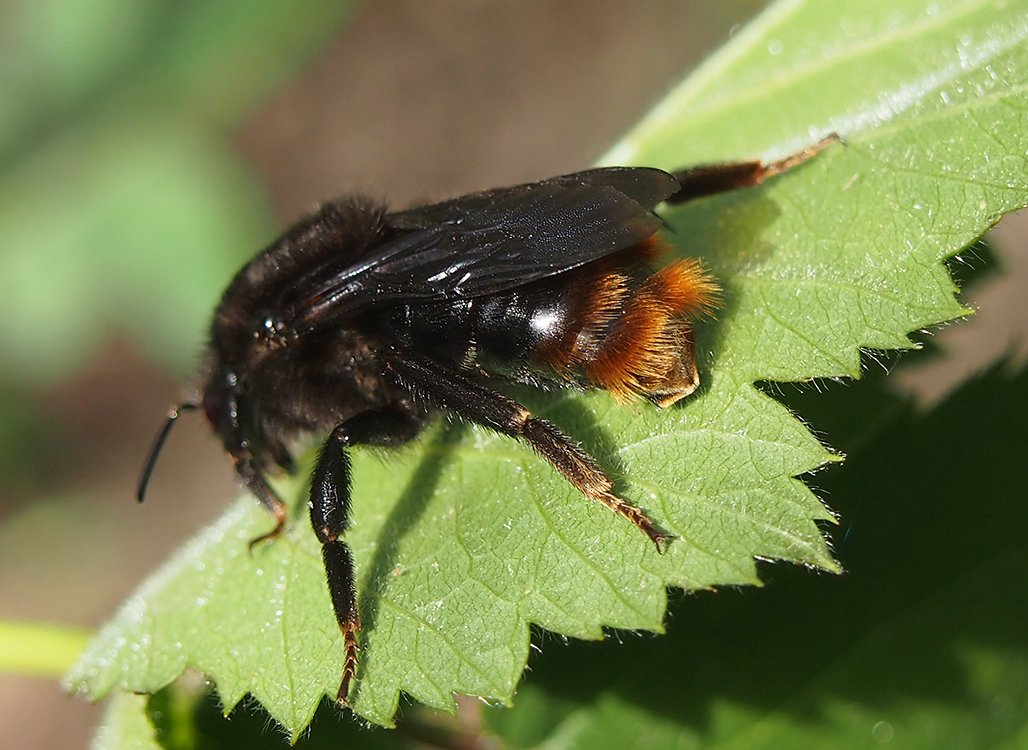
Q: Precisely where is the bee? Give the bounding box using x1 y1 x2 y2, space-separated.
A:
138 139 831 706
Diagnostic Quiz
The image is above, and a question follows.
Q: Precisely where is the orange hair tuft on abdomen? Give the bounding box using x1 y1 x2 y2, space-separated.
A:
583 257 719 405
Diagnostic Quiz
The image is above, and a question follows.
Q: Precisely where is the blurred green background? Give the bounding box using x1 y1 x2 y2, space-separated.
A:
1 2 1025 748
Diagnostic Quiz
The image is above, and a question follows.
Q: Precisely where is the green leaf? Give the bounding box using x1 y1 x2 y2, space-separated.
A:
66 0 1028 736
93 693 161 750
485 361 1028 749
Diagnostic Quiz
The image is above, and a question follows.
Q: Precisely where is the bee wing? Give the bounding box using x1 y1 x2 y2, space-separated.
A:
387 167 680 232
292 167 679 329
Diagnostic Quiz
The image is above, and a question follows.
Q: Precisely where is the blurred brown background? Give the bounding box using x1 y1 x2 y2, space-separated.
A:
0 2 1023 748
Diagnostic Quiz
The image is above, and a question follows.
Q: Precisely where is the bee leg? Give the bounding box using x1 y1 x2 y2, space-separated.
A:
309 425 360 707
310 410 423 707
234 457 288 549
385 353 671 551
668 134 840 205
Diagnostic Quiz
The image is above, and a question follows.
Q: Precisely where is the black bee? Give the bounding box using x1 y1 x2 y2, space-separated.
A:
138 140 830 706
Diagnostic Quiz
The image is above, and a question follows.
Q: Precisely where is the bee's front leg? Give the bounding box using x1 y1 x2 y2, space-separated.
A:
309 409 424 707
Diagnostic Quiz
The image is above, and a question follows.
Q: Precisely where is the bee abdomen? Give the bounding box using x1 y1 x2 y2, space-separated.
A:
533 243 719 406
581 257 718 405
411 241 719 405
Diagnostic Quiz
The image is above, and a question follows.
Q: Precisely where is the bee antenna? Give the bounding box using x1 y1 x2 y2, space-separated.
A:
137 403 199 503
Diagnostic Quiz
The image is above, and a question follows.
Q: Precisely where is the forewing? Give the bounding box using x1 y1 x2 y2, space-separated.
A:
387 167 681 231
291 167 679 329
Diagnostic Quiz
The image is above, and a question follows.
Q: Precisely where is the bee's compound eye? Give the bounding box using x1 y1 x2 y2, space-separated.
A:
203 370 239 432
202 386 224 428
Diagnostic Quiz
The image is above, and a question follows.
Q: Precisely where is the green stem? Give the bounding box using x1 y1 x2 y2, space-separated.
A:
0 619 92 678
